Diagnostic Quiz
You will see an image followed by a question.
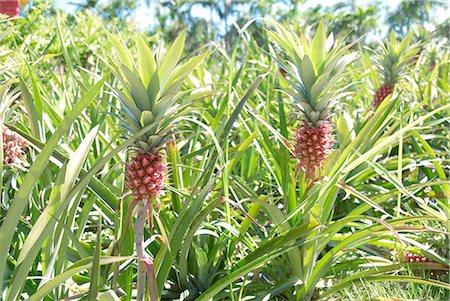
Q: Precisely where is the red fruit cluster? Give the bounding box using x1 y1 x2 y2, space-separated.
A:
411 54 420 64
124 153 166 202
429 62 436 71
293 121 334 179
2 127 27 167
0 1 20 17
404 252 431 263
373 83 394 108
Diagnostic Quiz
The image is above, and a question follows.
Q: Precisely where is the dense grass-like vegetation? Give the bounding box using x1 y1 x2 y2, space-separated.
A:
0 2 449 301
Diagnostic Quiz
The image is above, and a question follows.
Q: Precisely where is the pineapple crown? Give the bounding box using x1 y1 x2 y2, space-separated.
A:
373 31 419 86
105 29 207 153
268 20 356 126
426 41 446 62
413 26 429 45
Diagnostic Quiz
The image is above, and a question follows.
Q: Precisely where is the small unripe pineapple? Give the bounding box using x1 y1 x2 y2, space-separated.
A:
373 83 394 108
402 251 447 277
410 53 420 64
294 122 334 179
279 66 287 77
429 60 436 71
372 31 418 109
2 126 28 168
404 252 431 263
125 152 166 201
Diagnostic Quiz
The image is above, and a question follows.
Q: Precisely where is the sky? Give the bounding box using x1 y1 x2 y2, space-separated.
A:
53 0 448 33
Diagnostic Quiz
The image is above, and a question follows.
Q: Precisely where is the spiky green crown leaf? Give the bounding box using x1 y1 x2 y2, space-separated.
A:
105 29 208 151
373 31 420 86
413 26 429 51
268 20 356 126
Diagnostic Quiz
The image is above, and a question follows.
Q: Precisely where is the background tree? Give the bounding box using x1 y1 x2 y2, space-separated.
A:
386 0 447 37
69 0 145 27
302 1 380 43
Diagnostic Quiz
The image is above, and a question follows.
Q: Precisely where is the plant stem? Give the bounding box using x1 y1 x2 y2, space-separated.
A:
134 205 147 301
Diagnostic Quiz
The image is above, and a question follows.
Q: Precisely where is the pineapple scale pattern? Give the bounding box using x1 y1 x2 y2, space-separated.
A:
373 83 394 108
293 121 334 178
124 153 166 201
404 252 432 263
2 127 28 167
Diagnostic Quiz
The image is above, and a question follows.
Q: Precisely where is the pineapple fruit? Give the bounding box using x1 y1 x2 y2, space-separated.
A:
293 122 334 178
106 30 206 205
268 21 355 179
124 153 166 202
373 83 394 108
402 252 445 276
2 126 28 169
404 252 431 263
372 31 419 108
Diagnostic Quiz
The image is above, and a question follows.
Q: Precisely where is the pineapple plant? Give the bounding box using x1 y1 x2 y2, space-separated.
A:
105 30 207 300
268 21 356 179
372 31 419 108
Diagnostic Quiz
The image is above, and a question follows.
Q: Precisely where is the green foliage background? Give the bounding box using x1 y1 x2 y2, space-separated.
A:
0 1 449 300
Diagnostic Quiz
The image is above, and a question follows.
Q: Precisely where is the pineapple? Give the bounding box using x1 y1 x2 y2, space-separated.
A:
2 126 28 169
106 30 206 300
373 83 394 108
124 153 166 202
372 31 419 108
106 30 206 205
402 251 446 277
404 252 431 263
293 122 334 178
268 21 356 179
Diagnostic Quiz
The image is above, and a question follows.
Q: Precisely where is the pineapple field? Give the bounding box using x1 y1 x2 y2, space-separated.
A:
0 1 449 300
